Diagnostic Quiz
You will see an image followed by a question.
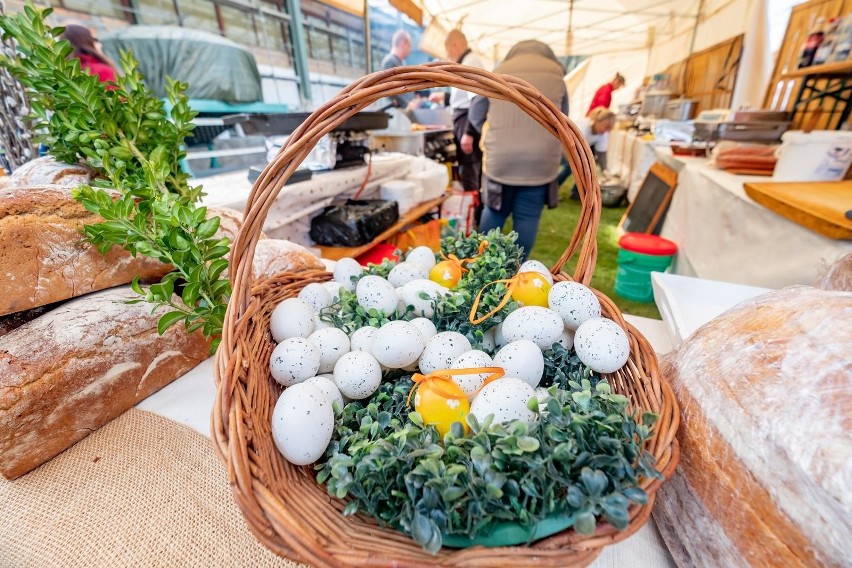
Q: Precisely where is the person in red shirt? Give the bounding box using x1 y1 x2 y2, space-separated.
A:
61 25 118 85
587 73 625 116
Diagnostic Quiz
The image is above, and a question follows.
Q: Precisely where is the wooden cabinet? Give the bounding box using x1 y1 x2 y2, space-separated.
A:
765 0 852 130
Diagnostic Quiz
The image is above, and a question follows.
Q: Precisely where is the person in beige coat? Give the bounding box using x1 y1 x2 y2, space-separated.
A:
467 40 568 260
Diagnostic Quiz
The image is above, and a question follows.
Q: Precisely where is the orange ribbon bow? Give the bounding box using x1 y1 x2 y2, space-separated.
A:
406 366 505 407
468 271 550 325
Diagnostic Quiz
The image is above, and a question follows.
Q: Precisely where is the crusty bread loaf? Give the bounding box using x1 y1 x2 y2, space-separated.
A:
252 238 325 278
0 303 57 338
0 287 211 480
0 185 171 316
654 287 852 567
815 252 852 292
9 156 94 187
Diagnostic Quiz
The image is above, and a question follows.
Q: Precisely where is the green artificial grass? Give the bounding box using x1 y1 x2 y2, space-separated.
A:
509 183 661 320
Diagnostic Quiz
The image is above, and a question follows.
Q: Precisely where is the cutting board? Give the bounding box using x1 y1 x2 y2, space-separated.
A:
743 181 852 240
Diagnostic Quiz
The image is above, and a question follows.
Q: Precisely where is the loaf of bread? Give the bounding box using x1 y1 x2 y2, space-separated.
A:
252 238 325 278
0 286 211 480
9 156 95 187
0 185 171 316
0 303 57 338
654 287 852 567
815 252 852 292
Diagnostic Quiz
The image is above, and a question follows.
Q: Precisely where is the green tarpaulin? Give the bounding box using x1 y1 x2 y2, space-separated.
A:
101 26 263 104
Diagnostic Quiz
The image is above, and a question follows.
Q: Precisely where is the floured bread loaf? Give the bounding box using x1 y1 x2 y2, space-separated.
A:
9 156 95 187
0 303 58 338
654 286 852 567
0 185 170 316
253 238 325 278
0 287 211 480
815 252 852 292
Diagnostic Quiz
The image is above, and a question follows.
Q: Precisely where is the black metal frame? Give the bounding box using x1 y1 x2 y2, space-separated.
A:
791 71 852 131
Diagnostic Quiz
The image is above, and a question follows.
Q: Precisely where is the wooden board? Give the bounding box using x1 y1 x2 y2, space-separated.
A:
619 162 678 235
744 180 852 239
317 194 447 260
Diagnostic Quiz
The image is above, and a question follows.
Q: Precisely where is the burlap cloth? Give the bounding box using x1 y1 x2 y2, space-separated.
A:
0 406 674 568
0 408 304 568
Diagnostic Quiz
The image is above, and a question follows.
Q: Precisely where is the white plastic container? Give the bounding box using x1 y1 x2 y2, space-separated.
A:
773 130 852 182
380 180 422 214
406 156 450 200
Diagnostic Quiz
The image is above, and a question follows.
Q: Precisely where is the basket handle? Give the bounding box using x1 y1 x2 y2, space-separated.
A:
226 63 600 326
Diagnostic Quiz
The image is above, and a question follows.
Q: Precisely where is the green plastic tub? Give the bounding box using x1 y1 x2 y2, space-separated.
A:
614 234 678 302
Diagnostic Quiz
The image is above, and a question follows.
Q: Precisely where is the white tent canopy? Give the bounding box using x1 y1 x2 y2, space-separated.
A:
415 0 764 118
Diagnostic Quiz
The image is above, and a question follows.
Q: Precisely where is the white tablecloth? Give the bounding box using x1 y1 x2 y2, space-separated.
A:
138 314 676 568
608 130 664 202
658 156 852 289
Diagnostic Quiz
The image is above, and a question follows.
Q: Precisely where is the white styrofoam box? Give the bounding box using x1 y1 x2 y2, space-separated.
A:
651 272 773 346
407 156 450 200
773 130 852 182
380 180 422 214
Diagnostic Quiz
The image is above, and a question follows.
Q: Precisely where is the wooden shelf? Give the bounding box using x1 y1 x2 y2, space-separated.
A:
780 60 852 79
316 194 447 261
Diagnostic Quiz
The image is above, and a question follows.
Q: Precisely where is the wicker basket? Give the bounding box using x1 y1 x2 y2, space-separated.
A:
213 63 680 568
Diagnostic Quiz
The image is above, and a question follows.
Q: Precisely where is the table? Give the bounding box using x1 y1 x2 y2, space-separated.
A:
608 129 665 202
136 314 677 568
658 156 852 288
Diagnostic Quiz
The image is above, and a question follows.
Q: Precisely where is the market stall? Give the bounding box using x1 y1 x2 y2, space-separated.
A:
1 2 851 567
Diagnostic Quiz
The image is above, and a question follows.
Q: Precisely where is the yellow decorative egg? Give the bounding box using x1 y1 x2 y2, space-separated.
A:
429 259 463 288
414 379 470 437
511 271 551 307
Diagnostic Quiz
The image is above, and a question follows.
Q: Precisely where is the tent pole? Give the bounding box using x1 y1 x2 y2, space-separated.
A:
285 0 313 104
364 0 373 74
688 0 706 55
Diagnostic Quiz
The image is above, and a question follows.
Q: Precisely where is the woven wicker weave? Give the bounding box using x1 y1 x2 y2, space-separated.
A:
213 63 680 567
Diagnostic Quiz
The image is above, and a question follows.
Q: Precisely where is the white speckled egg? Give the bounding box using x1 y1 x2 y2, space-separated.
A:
480 327 497 352
350 325 379 352
371 320 425 368
450 350 494 398
356 275 398 315
317 373 351 403
418 331 472 374
501 306 563 350
548 281 601 330
303 375 345 411
401 279 449 318
519 260 554 285
493 340 545 388
333 257 364 291
470 377 536 426
313 314 334 330
270 297 315 342
409 317 437 341
321 281 344 303
387 261 430 288
308 327 351 373
494 322 508 348
333 351 382 399
406 246 437 269
557 328 575 350
574 317 630 374
269 337 321 386
271 382 334 465
298 283 333 312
